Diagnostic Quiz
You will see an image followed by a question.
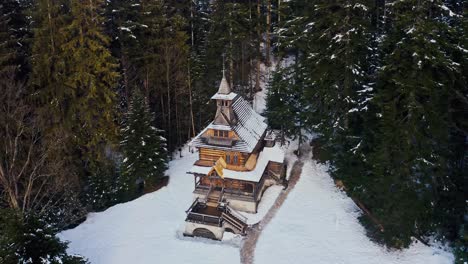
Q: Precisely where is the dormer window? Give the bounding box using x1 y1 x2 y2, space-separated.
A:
213 130 228 138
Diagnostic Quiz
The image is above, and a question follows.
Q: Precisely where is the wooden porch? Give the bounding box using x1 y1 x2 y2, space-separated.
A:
185 198 248 234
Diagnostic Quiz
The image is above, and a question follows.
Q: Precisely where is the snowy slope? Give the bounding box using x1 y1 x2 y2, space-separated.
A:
254 155 454 264
59 150 240 264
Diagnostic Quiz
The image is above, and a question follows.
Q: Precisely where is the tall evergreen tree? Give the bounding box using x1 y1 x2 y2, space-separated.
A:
121 91 168 195
0 209 88 264
60 0 119 160
0 0 29 78
30 0 69 128
367 0 465 247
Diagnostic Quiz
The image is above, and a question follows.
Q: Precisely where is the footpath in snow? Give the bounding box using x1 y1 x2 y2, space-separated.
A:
254 152 454 264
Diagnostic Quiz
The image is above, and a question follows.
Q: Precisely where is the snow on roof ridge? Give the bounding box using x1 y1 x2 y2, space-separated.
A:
189 95 267 153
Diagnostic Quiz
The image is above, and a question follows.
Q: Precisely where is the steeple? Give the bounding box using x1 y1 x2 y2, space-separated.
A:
211 71 237 126
217 71 231 95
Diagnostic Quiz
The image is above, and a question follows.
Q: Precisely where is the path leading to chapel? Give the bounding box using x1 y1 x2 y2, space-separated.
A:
240 145 310 264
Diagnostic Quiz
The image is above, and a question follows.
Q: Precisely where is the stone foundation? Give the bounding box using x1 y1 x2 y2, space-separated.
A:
184 222 224 240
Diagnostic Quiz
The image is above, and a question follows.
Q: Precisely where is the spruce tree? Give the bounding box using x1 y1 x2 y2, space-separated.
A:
60 0 119 160
265 64 310 148
368 0 465 247
0 0 29 78
0 209 88 264
121 91 168 195
30 0 70 129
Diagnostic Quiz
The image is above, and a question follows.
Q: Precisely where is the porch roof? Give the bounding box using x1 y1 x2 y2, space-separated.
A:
187 144 285 182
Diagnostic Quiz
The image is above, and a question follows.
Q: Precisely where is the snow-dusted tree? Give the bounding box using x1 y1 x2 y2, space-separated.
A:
0 209 88 264
368 0 466 247
83 164 128 211
121 91 168 195
265 64 311 151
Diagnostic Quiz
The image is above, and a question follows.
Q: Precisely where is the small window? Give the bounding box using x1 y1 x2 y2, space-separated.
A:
226 155 231 163
233 154 238 164
214 130 218 137
223 131 229 137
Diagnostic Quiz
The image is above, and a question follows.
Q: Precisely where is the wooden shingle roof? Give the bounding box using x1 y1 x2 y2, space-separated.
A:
189 96 267 153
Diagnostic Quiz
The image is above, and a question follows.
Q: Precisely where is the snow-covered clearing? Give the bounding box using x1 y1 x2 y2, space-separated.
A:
60 57 453 264
59 149 241 264
254 153 454 264
241 185 283 225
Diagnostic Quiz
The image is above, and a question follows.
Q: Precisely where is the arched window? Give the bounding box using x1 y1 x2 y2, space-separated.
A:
226 155 231 163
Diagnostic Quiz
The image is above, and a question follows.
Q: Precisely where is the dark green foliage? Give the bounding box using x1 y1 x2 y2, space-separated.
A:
265 64 310 148
61 0 119 160
275 0 467 249
121 91 168 195
365 0 466 247
0 209 88 264
83 164 128 211
0 0 29 78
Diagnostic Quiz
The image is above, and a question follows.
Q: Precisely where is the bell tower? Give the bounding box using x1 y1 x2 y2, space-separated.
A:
212 72 237 126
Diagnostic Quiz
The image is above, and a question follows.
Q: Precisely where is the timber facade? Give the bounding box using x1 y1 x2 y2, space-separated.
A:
184 73 285 240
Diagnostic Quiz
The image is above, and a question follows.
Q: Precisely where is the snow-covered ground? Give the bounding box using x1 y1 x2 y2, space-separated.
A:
60 144 453 264
254 153 454 264
60 58 453 264
241 185 283 225
59 149 241 264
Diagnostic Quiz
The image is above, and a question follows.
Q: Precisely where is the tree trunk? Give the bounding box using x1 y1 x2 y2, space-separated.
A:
266 0 271 67
166 50 171 149
188 63 196 137
278 0 281 22
256 0 261 92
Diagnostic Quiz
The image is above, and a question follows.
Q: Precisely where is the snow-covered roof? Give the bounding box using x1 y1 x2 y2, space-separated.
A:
231 96 267 151
211 92 237 100
187 144 285 182
189 96 268 153
207 124 231 131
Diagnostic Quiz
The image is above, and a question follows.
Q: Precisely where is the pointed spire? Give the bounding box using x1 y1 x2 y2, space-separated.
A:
217 55 231 94
217 73 231 94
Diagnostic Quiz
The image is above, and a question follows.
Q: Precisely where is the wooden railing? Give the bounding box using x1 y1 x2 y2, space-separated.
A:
185 198 222 227
186 212 222 227
225 205 247 223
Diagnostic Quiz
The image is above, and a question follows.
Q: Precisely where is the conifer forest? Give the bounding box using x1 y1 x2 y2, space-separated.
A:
0 0 466 263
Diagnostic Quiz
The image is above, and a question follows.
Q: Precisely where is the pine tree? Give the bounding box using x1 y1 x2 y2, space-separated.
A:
121 91 168 195
0 0 29 78
265 64 310 148
104 0 142 109
368 0 465 247
60 0 119 160
83 164 128 211
30 0 69 123
0 209 88 264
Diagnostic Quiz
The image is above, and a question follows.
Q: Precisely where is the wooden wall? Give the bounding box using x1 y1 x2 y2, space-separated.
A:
199 148 249 170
